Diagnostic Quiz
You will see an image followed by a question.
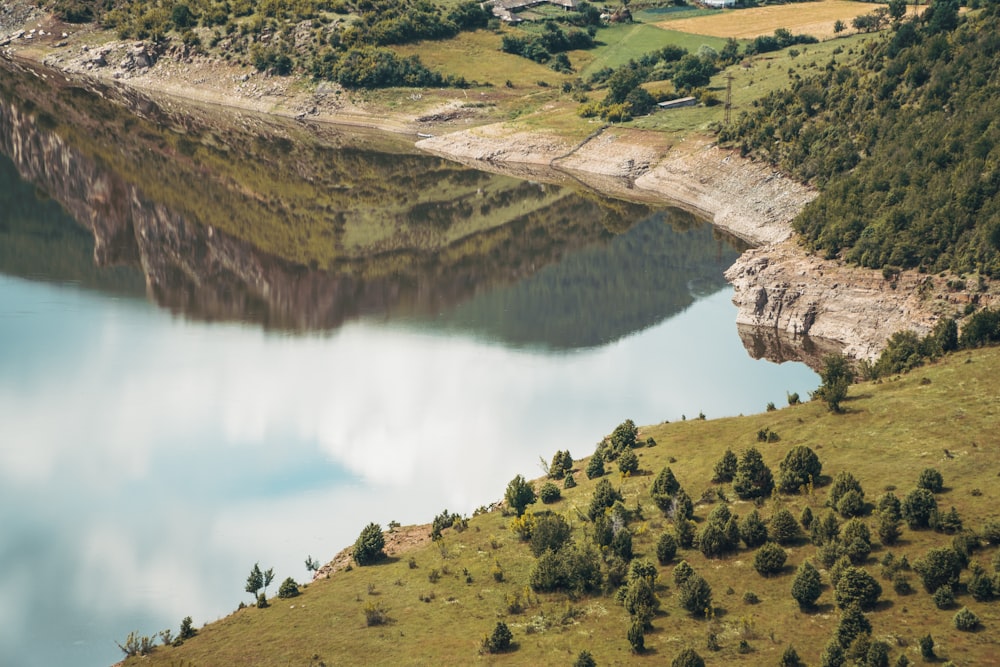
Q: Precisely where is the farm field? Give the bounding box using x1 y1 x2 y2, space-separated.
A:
656 0 922 40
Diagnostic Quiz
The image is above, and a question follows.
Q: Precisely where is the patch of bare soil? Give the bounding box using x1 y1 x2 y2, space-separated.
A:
313 524 434 581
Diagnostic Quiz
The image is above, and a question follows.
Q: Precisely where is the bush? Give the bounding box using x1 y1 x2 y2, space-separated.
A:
353 523 386 566
739 510 769 548
364 601 390 626
712 449 737 482
539 482 562 504
777 445 823 494
835 603 872 649
656 532 678 565
733 447 774 500
505 475 537 517
914 546 962 593
876 511 902 546
812 510 841 545
529 513 572 557
549 450 574 479
791 560 823 607
672 647 706 667
678 574 713 616
178 616 196 640
954 606 980 631
574 650 597 667
835 566 882 610
482 621 513 653
627 619 645 653
675 518 696 548
587 478 622 520
837 489 866 518
814 354 854 412
919 634 935 659
564 472 577 489
651 466 682 511
754 542 788 576
618 449 639 475
917 468 944 493
968 569 995 601
770 508 802 545
902 488 937 529
277 577 299 599
829 471 864 509
842 518 873 564
585 452 605 479
608 418 638 459
780 645 804 667
932 584 955 609
876 492 902 522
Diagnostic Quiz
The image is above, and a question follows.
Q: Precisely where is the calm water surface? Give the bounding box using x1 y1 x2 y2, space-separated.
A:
0 59 819 667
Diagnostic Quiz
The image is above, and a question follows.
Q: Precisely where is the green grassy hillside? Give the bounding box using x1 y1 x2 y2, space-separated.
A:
126 345 1000 666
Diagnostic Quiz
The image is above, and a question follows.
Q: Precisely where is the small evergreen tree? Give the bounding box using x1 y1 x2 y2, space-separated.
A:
828 471 864 509
539 482 562 504
914 546 962 592
574 650 596 667
835 603 872 648
901 488 937 529
564 472 577 489
178 616 196 640
918 634 935 660
954 606 980 631
608 419 638 459
932 584 955 609
549 450 574 479
588 478 623 520
754 542 788 576
618 449 639 475
627 619 645 653
739 510 769 548
770 507 802 545
815 353 854 412
812 510 841 545
678 574 713 616
800 506 814 530
917 467 944 493
353 523 386 566
875 492 902 522
733 447 774 500
675 518 696 548
656 531 678 565
505 475 537 517
483 621 513 653
671 647 706 667
712 449 738 482
780 645 804 667
837 489 866 518
586 451 605 479
875 511 902 546
277 577 299 599
791 560 823 608
650 466 682 511
777 445 823 494
835 566 882 610
842 518 873 564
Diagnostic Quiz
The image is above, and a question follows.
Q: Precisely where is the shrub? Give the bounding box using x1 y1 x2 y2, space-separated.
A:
611 526 634 561
733 447 774 500
777 445 822 494
608 418 638 459
678 574 713 616
754 542 788 576
812 510 841 545
277 577 299 599
914 547 962 592
954 606 980 631
675 518 696 548
363 601 390 626
574 650 596 667
932 584 955 609
587 478 622 520
505 475 537 517
835 566 882 610
651 466 682 511
627 619 645 653
585 452 605 479
563 472 577 489
353 523 386 566
968 569 995 601
673 562 694 588
875 492 902 522
622 576 660 626
618 449 639 475
656 532 678 565
918 634 935 659
712 449 738 482
917 468 944 493
791 560 823 608
902 488 937 529
780 645 804 667
770 508 802 545
539 482 562 504
672 647 706 667
875 511 902 546
815 353 854 412
829 471 864 510
529 513 572 557
482 621 513 653
549 450 574 479
178 616 196 640
739 510 769 548
837 489 866 518
835 603 872 649
842 518 873 564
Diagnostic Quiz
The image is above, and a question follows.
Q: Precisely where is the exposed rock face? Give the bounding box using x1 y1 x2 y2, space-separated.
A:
726 240 997 361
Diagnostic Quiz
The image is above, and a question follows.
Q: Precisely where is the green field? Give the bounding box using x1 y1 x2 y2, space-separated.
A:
577 25 729 79
126 345 1000 666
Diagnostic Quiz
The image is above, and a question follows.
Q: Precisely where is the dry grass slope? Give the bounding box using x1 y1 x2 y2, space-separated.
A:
128 346 1000 666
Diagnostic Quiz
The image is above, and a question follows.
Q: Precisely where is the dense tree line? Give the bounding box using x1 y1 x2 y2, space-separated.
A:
720 2 1000 276
48 0 489 87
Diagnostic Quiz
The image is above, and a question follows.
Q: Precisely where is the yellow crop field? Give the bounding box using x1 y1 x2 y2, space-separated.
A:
656 0 922 40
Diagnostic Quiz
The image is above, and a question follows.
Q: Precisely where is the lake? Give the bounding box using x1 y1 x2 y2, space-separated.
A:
0 58 819 667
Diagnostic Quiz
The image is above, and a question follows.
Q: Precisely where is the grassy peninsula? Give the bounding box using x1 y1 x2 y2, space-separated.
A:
125 345 1000 665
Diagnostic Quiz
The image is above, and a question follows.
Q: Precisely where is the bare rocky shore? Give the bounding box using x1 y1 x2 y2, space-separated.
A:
4 10 993 362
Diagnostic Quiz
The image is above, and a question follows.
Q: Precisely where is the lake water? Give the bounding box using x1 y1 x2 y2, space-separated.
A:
0 59 818 666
